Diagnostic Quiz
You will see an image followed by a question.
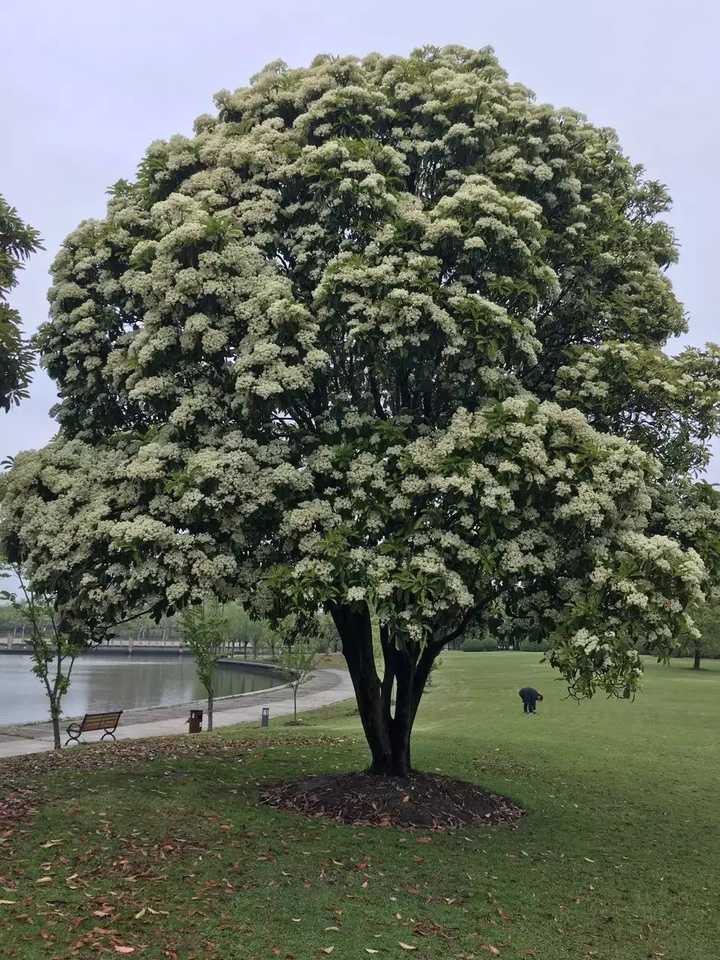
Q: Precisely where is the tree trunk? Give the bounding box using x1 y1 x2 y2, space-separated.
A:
330 603 440 777
207 692 214 731
50 701 61 750
693 645 702 670
293 685 298 722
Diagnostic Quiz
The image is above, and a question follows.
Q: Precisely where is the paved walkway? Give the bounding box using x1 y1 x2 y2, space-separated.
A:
0 667 354 759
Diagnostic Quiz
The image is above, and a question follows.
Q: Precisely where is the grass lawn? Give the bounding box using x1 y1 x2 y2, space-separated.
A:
1 652 718 960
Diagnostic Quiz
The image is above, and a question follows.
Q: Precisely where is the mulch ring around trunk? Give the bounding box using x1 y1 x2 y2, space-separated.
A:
260 772 525 830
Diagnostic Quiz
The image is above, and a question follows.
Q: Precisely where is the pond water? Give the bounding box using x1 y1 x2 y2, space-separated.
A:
0 654 280 725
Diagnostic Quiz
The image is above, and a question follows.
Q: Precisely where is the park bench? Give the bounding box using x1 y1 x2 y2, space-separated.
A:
64 711 123 746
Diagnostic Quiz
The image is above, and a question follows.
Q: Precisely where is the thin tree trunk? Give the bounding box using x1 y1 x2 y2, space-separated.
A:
42 661 63 750
50 700 61 750
293 685 298 722
207 692 214 731
693 645 702 670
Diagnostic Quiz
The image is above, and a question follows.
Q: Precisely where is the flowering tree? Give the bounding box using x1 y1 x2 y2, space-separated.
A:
2 47 720 776
0 194 41 411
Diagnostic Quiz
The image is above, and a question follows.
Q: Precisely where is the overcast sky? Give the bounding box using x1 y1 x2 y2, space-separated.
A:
1 0 717 480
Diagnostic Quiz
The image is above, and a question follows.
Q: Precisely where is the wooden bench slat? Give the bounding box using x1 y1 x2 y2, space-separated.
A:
81 712 121 722
82 719 111 730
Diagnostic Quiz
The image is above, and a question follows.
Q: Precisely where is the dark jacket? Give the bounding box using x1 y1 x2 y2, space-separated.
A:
518 687 542 704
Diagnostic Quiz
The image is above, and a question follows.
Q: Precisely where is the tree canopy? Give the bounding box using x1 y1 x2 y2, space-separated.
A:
2 46 719 774
0 194 41 412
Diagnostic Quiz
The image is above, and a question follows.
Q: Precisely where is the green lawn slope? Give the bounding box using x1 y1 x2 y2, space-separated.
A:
1 653 717 959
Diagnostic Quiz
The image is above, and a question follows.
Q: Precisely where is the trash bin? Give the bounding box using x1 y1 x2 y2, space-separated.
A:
187 709 203 734
261 706 270 728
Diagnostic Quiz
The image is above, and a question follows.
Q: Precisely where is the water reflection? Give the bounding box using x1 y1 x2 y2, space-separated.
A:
0 654 279 725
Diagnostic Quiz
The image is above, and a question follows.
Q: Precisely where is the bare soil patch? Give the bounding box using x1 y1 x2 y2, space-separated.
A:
260 771 525 829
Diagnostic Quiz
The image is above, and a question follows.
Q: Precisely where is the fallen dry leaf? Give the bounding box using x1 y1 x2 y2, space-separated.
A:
320 949 335 955
399 944 417 951
0 900 17 905
480 947 500 956
114 948 136 956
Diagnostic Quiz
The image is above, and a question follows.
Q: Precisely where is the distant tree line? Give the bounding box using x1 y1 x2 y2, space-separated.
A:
461 601 720 668
679 601 720 669
4 595 717 666
0 600 341 657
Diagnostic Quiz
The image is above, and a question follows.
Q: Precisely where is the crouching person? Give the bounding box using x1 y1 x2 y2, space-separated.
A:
518 687 543 715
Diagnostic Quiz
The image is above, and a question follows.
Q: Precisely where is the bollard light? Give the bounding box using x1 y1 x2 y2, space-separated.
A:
261 706 270 728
